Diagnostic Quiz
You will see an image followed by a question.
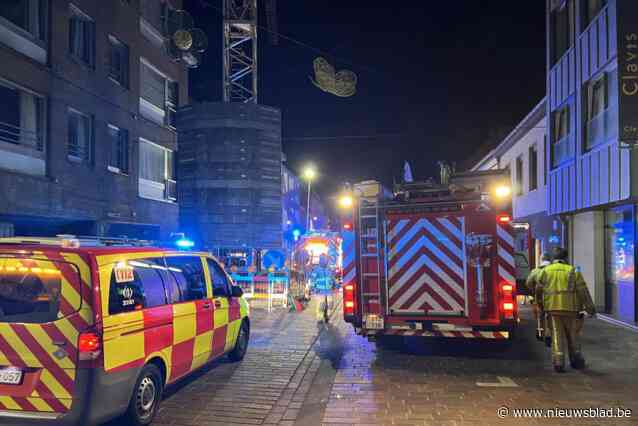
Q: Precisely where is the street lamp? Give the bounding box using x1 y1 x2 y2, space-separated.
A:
302 165 317 232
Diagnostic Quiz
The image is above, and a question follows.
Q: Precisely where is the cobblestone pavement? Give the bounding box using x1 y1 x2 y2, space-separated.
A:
108 299 638 426
301 306 638 426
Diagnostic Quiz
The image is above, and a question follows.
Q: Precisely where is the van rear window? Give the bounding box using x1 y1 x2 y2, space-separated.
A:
0 257 82 324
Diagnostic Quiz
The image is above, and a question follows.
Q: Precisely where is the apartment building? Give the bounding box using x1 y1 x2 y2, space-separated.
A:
547 0 638 325
0 0 188 239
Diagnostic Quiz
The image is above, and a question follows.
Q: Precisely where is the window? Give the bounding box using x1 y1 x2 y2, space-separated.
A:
138 139 176 201
514 157 523 196
68 108 93 162
108 258 169 315
0 0 46 40
585 71 618 150
108 35 129 87
107 125 129 174
552 105 573 167
140 0 168 35
207 259 230 297
0 258 80 324
165 256 207 301
139 60 179 128
69 5 95 67
551 0 574 65
529 145 538 192
543 135 547 185
582 0 607 29
0 80 43 152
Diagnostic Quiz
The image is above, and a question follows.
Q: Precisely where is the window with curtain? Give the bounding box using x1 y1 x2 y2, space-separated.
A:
140 60 179 128
138 139 176 201
69 5 95 67
68 109 92 162
0 0 45 40
585 70 618 150
140 61 166 110
515 157 524 195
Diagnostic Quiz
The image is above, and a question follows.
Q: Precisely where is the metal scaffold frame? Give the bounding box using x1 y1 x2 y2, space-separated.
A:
223 0 258 103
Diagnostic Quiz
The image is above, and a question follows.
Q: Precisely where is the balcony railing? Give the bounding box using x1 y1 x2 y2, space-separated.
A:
0 120 42 151
552 135 573 167
585 105 618 150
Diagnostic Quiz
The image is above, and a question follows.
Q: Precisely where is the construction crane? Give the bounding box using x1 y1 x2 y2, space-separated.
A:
223 0 277 104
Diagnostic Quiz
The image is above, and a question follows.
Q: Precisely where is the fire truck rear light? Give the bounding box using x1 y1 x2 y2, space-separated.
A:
345 284 354 292
343 223 352 230
345 301 355 308
502 284 513 293
78 332 101 361
497 214 512 223
502 302 514 311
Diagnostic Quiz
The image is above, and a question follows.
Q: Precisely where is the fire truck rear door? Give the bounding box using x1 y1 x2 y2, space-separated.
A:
385 215 468 316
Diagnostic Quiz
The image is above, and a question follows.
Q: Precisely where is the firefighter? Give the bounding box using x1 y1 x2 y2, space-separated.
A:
536 247 596 373
312 255 334 322
526 252 552 344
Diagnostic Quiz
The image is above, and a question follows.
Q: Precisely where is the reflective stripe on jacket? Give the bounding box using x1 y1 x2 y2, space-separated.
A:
536 261 596 314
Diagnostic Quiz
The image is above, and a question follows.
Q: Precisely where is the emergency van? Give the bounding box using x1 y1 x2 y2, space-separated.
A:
342 173 519 342
0 236 250 425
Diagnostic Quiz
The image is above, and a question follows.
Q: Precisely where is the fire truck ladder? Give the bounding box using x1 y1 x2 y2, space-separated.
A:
358 197 383 313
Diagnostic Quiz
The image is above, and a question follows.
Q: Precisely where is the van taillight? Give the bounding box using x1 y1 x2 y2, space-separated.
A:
78 332 101 361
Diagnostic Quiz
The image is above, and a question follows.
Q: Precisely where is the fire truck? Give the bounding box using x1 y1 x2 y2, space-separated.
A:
291 231 342 298
342 171 519 341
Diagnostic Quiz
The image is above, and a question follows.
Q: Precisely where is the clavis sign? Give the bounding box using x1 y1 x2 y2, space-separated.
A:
618 0 638 145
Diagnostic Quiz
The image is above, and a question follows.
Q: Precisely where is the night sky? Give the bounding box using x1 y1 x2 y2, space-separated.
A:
184 1 546 196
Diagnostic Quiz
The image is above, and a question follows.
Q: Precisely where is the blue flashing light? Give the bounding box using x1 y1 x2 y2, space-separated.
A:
292 229 301 241
176 238 195 249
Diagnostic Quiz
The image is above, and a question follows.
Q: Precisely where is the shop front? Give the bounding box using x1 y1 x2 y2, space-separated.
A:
605 206 637 324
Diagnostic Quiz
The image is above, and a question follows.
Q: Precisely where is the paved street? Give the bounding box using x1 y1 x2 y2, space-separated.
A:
112 298 638 426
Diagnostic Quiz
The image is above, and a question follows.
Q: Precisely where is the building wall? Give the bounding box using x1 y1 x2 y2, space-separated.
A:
499 116 547 222
0 0 189 239
570 211 606 308
547 0 636 215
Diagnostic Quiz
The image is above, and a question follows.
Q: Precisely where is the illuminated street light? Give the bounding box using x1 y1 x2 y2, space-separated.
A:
302 165 317 232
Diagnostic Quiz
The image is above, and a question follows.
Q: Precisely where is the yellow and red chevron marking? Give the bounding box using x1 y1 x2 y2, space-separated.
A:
496 223 516 286
386 216 466 313
385 329 509 339
0 252 94 414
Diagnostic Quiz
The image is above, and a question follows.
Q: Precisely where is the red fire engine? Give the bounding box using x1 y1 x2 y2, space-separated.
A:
342 171 519 341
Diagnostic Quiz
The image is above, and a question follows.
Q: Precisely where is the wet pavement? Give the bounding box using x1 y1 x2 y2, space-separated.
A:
109 297 638 426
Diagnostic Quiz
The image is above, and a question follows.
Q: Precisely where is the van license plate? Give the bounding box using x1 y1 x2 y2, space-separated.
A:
0 368 22 385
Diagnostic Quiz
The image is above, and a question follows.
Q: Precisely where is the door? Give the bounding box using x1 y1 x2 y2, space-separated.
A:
385 215 467 316
206 259 238 357
164 256 212 378
0 253 92 414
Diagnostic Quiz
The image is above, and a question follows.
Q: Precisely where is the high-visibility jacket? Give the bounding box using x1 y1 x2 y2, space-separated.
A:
526 263 548 296
536 261 596 314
